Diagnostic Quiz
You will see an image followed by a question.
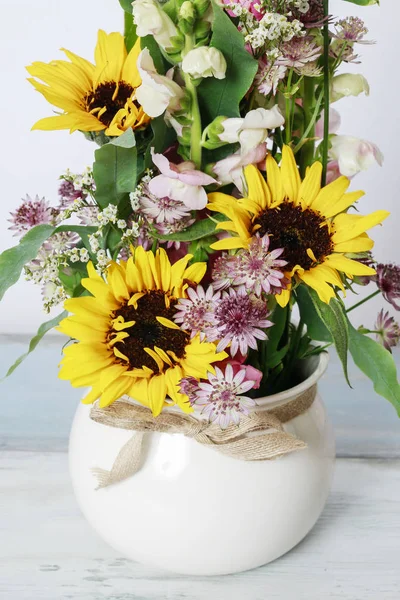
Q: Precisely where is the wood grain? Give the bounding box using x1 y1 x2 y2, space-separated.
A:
1 452 399 599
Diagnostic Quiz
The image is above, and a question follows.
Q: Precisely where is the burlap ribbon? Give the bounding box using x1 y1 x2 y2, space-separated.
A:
89 384 317 489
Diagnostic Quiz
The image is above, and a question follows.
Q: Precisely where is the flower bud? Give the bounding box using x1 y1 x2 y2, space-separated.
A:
193 0 211 17
181 46 227 80
331 73 370 103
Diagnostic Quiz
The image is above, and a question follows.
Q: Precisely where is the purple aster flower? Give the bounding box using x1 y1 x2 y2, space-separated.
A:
208 289 272 357
8 194 58 237
278 36 322 69
174 285 220 339
183 363 257 429
375 310 400 353
376 263 400 311
212 234 288 297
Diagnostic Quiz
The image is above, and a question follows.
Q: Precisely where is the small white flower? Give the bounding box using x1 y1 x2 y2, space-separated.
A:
89 234 100 253
79 248 90 262
182 47 227 80
117 219 127 229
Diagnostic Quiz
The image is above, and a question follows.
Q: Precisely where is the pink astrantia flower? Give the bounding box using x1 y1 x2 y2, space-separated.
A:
255 59 287 96
139 185 192 224
8 195 58 236
181 363 257 429
174 285 220 339
149 149 217 210
375 310 400 353
58 179 86 207
376 264 400 311
278 36 322 69
212 234 287 296
207 289 272 356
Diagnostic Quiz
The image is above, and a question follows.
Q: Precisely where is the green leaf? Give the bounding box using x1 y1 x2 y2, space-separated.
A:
154 216 222 242
343 0 379 5
141 35 166 75
124 13 137 52
349 325 400 416
198 2 258 122
0 224 56 301
296 285 332 343
306 288 350 386
2 311 67 379
119 0 133 12
93 129 137 213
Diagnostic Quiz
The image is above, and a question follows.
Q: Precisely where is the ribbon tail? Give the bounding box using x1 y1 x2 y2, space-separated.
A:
210 431 307 461
92 431 146 490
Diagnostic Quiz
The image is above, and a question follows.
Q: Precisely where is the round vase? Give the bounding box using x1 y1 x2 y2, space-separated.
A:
69 352 335 576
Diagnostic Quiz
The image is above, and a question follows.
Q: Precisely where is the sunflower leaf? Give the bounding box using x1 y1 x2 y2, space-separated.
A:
2 311 67 379
153 216 222 242
0 224 56 301
348 325 400 416
93 130 137 213
305 288 351 386
296 285 332 343
197 1 258 122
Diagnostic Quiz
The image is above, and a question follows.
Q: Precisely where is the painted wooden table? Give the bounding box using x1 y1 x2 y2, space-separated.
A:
1 337 400 599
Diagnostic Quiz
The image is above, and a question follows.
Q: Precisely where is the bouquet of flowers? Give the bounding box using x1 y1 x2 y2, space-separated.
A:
2 0 399 428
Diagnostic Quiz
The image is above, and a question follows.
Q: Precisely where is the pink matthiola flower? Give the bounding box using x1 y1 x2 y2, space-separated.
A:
8 195 58 237
149 149 217 210
181 363 257 429
375 310 400 353
174 285 220 339
213 144 267 193
207 289 273 356
315 107 341 139
255 59 287 96
376 264 400 311
329 136 383 178
223 0 264 21
212 234 288 296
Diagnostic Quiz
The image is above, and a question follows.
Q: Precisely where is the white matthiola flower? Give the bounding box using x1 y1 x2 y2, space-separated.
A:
132 0 178 50
329 135 384 177
219 106 285 154
182 47 227 80
135 49 184 118
331 73 370 103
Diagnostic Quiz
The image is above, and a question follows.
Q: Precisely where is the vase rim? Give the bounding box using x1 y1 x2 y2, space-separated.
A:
254 351 329 410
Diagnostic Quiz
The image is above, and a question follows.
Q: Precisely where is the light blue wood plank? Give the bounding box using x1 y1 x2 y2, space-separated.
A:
1 337 399 456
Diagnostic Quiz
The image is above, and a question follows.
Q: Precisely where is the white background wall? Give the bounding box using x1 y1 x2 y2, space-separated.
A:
0 0 398 334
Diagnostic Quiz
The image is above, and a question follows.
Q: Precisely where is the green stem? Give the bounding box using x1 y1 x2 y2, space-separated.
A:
295 88 323 155
346 290 381 313
346 289 380 313
298 77 316 176
183 35 202 169
321 0 330 186
285 68 294 145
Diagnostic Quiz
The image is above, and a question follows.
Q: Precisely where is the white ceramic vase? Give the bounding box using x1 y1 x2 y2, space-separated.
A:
69 353 335 576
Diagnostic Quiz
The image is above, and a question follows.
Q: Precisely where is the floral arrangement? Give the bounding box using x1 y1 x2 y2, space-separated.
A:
2 0 400 428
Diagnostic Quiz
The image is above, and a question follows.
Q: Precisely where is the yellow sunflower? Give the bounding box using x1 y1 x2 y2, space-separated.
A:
208 145 389 306
27 30 150 136
58 248 227 416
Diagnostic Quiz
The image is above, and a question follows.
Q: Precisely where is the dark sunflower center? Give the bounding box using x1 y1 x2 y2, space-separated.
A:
112 290 189 372
254 201 333 271
85 81 135 127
